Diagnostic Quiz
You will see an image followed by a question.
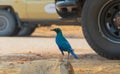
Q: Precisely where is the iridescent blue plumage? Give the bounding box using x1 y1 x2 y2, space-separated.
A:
51 28 78 59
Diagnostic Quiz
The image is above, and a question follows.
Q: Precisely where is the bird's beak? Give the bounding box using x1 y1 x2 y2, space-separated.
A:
50 29 55 31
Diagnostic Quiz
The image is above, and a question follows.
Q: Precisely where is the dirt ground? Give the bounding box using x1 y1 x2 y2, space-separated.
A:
0 25 120 74
0 53 120 74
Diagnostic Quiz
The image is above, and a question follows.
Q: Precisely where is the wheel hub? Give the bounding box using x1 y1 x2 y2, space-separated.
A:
0 16 7 30
99 0 120 43
0 21 4 28
113 12 120 29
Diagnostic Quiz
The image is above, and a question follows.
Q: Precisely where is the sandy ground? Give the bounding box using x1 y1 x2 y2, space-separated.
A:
0 26 120 74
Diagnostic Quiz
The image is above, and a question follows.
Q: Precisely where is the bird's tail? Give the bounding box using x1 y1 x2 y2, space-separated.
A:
70 51 79 59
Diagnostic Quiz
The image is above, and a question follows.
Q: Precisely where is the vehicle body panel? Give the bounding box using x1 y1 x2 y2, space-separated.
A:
26 0 59 20
0 0 27 19
0 0 60 20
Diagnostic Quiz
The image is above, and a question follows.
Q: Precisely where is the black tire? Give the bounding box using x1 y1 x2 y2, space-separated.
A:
82 0 120 59
0 10 17 36
17 26 36 36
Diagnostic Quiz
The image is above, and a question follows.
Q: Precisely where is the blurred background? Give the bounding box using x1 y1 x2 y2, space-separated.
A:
32 25 84 38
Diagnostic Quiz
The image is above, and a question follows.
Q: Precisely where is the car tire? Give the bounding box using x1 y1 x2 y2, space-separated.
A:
82 0 120 59
0 10 17 36
17 26 36 36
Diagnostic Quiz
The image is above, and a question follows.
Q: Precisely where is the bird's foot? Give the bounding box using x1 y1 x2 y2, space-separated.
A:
59 58 70 63
59 58 65 62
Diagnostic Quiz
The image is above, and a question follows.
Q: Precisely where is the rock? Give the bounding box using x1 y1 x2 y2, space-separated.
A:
60 60 74 74
20 59 74 74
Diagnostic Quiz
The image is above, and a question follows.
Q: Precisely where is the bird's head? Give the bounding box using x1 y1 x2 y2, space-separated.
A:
51 28 62 33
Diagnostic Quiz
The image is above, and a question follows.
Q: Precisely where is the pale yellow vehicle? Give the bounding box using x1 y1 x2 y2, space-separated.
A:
0 0 79 36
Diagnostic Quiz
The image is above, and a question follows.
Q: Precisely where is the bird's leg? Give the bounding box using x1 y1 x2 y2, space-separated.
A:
68 52 70 62
60 51 64 62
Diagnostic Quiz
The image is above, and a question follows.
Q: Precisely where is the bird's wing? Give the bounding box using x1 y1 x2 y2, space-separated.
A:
58 41 73 52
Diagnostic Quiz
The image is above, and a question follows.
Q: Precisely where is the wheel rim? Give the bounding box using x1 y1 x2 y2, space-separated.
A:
0 16 9 31
99 0 120 43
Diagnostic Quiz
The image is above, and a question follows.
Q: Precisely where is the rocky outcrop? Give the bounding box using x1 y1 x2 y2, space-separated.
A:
20 59 74 74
